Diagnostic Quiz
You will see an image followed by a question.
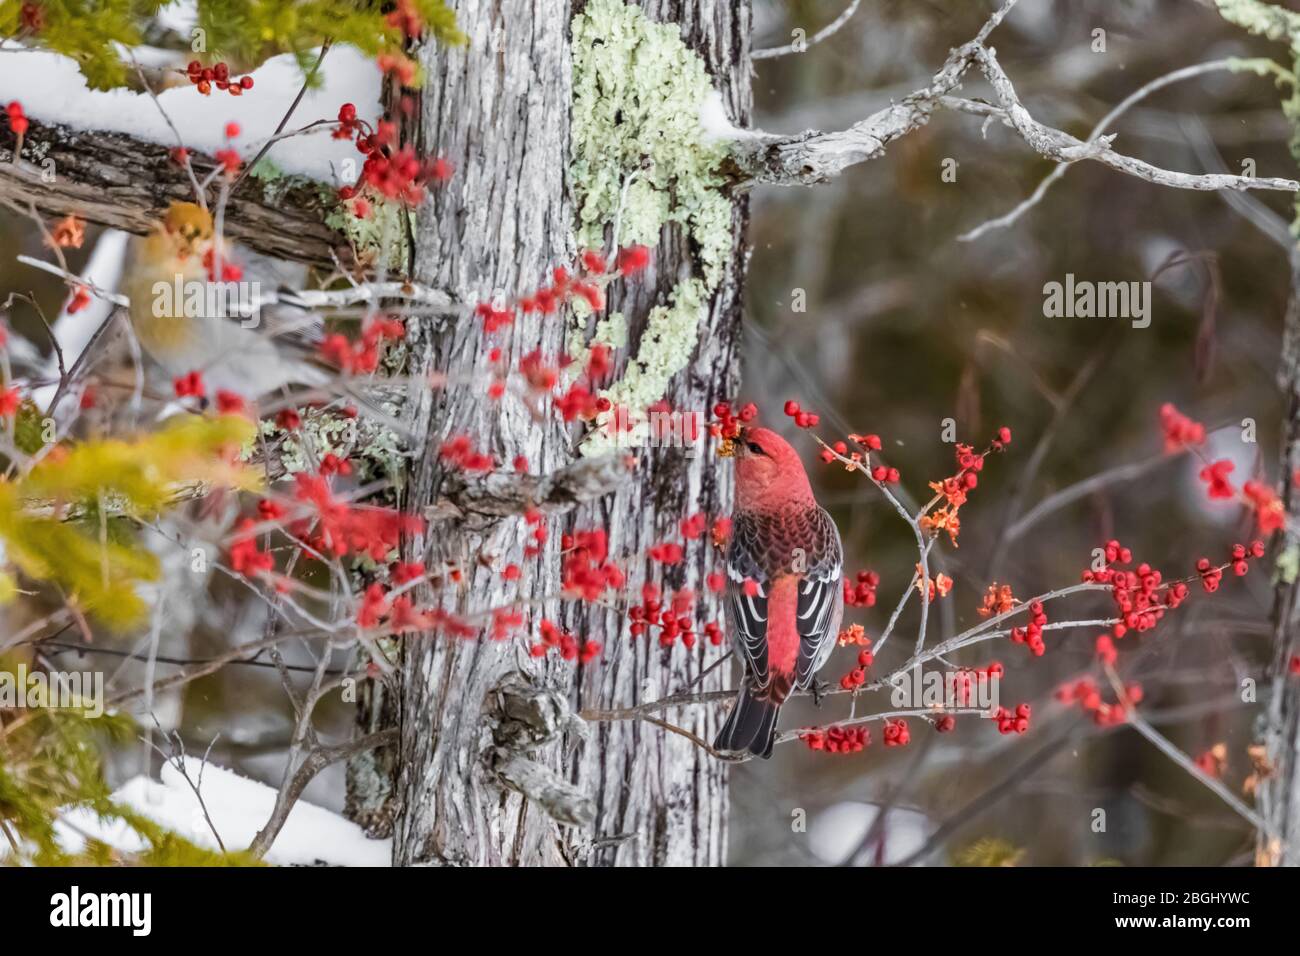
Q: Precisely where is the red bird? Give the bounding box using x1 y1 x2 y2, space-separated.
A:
714 426 843 758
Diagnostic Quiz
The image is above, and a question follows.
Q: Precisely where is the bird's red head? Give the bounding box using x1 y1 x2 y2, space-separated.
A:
733 426 814 512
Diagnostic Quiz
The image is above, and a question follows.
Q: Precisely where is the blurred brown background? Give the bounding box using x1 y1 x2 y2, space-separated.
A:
730 0 1299 866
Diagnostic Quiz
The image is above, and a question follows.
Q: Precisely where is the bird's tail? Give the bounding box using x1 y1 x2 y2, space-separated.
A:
714 688 780 759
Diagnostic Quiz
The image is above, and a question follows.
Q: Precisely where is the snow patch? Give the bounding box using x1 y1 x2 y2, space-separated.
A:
0 44 381 182
31 230 130 412
699 89 758 143
807 801 933 865
56 757 391 866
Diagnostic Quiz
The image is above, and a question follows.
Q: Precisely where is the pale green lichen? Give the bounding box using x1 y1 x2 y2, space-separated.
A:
1217 1 1300 228
570 0 731 284
248 157 410 268
579 280 708 456
567 309 628 365
1216 0 1300 43
259 403 405 486
322 195 413 270
569 0 733 454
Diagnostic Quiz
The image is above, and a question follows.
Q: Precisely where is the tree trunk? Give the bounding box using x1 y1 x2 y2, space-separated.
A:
346 0 751 866
1260 251 1300 866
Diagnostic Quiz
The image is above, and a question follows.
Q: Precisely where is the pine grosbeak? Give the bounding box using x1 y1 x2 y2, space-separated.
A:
714 426 843 758
124 202 325 399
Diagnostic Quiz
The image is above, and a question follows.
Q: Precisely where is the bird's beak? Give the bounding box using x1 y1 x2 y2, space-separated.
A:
717 426 744 458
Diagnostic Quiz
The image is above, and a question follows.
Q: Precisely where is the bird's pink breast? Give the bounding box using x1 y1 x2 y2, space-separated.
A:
767 575 800 678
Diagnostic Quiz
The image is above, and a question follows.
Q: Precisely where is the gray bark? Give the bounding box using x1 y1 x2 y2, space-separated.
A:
0 121 351 269
347 0 751 866
1260 251 1300 867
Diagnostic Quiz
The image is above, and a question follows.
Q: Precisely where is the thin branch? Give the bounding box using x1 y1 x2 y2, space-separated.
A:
1102 663 1276 838
966 45 1299 193
959 58 1257 242
892 722 1079 866
1002 453 1177 544
752 0 863 60
232 40 332 192
246 729 397 858
732 1 1299 199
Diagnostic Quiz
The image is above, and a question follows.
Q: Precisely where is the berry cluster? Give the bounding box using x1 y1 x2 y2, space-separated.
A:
935 443 985 507
917 567 953 602
530 619 601 663
1243 481 1285 534
288 472 423 562
882 718 911 747
319 316 406 375
6 101 28 136
229 519 274 577
1159 402 1205 452
1198 459 1235 500
838 660 869 691
977 583 1017 618
993 702 1031 735
1009 601 1047 656
837 623 871 646
627 583 699 647
185 60 253 96
474 247 649 335
782 400 819 429
843 570 879 608
1055 676 1143 727
438 435 494 472
331 105 452 215
1082 540 1186 639
1196 540 1265 592
802 725 869 753
710 400 757 442
921 428 1010 545
560 529 626 600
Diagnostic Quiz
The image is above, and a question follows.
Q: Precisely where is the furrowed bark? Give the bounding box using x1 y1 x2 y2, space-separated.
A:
346 0 749 866
1260 251 1300 867
0 120 351 269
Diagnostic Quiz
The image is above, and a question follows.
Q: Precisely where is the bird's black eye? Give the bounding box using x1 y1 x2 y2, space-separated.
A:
746 441 765 456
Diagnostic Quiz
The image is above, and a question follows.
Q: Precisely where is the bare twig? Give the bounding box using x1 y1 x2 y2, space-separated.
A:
246 729 398 858
959 58 1261 242
733 1 1299 198
232 40 332 192
752 0 863 61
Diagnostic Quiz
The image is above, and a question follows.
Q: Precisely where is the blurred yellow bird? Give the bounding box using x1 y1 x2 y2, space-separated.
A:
124 202 325 399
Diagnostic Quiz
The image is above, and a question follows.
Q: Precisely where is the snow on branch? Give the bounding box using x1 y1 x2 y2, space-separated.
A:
0 118 353 268
0 44 384 268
